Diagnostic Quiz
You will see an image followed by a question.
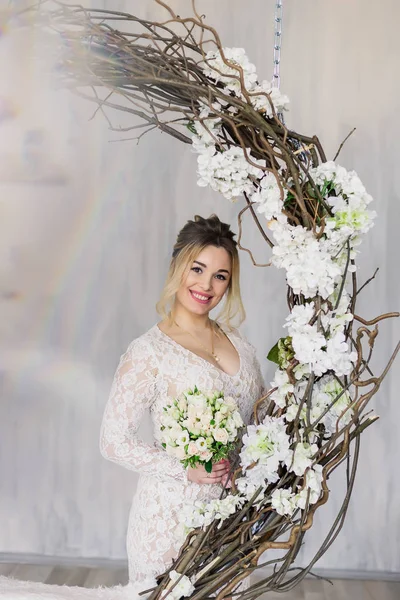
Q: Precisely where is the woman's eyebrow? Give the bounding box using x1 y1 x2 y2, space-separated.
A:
193 260 230 274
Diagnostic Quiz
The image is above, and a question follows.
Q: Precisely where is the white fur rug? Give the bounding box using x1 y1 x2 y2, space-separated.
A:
0 576 156 600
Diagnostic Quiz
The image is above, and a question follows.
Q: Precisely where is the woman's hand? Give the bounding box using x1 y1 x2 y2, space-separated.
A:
187 459 230 484
220 472 232 489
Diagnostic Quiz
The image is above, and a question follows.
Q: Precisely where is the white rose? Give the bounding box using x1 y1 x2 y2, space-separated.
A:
199 450 213 462
224 396 238 410
187 441 199 457
169 445 186 460
185 417 202 435
213 428 229 444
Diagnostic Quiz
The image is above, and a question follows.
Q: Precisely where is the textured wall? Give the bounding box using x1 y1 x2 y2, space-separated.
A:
0 0 399 573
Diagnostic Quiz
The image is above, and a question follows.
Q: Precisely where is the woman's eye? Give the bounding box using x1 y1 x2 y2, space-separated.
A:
215 274 227 281
191 266 202 273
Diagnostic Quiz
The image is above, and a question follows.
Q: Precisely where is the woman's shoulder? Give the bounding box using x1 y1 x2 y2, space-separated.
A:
123 324 160 358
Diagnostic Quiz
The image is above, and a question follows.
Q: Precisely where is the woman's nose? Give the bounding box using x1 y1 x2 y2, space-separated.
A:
200 274 213 291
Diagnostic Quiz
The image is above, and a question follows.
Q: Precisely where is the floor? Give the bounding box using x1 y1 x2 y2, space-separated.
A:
0 563 399 599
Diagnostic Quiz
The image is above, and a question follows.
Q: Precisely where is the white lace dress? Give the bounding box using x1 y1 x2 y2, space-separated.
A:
100 324 265 588
0 324 264 600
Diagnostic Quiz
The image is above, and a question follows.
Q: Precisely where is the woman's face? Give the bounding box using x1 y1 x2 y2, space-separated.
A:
175 245 232 317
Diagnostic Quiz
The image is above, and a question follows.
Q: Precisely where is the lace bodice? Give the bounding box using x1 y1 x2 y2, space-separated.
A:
100 324 265 484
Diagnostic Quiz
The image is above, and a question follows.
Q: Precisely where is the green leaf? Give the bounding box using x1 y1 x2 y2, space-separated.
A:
205 460 213 473
284 191 295 209
186 121 197 135
161 443 166 448
210 419 215 425
267 338 285 364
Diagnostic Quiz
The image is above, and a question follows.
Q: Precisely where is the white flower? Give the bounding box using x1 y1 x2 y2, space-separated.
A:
180 495 245 531
232 410 244 428
202 48 290 116
168 445 186 460
196 145 264 201
293 363 310 380
240 416 292 484
195 437 208 452
166 570 195 600
183 416 202 435
295 464 324 509
271 488 297 516
268 220 342 299
203 47 258 95
284 303 315 331
212 496 244 523
285 401 302 423
251 81 290 116
187 441 199 457
270 368 294 409
291 326 327 370
316 375 354 434
199 450 213 461
283 300 357 378
177 394 188 412
176 429 190 446
251 172 286 221
224 396 238 411
285 375 354 437
310 161 376 241
213 427 229 444
187 393 208 410
287 441 318 476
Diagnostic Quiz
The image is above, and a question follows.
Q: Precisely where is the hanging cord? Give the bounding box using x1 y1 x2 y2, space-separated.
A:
272 1 286 126
271 0 310 161
272 0 283 90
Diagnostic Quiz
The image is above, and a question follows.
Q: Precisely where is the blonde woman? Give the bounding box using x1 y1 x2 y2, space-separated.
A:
100 214 265 592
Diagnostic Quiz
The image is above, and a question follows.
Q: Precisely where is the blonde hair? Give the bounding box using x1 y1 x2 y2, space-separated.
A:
156 215 245 329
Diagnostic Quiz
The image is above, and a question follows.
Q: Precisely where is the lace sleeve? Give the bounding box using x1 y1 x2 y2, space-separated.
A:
100 338 188 483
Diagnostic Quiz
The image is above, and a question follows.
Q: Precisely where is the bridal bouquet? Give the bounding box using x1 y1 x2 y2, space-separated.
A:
160 386 244 473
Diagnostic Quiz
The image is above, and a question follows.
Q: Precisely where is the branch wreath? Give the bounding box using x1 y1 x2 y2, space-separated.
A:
14 1 400 599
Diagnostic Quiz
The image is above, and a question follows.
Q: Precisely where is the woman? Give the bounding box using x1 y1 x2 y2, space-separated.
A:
99 214 265 591
0 214 264 599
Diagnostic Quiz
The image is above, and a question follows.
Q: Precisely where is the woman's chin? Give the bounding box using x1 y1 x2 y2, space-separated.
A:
190 304 211 315
185 300 213 315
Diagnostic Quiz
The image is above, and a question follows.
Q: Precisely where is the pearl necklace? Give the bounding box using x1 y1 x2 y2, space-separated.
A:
174 320 220 363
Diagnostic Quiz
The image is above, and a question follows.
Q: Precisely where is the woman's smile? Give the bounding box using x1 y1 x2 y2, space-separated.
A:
189 289 213 304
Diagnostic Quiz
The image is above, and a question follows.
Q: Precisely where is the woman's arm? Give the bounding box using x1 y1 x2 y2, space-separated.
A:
99 338 188 484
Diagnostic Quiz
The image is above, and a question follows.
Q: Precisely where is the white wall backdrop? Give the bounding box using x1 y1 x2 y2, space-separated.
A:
0 0 399 574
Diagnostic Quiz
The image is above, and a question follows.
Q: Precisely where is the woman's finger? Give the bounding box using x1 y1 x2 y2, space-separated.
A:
212 462 230 471
203 474 222 484
211 463 229 473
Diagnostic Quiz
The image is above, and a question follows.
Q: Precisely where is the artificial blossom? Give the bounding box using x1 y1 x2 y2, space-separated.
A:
182 45 376 534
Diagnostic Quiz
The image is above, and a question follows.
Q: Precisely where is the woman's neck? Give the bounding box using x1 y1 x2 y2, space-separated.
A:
171 302 212 333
